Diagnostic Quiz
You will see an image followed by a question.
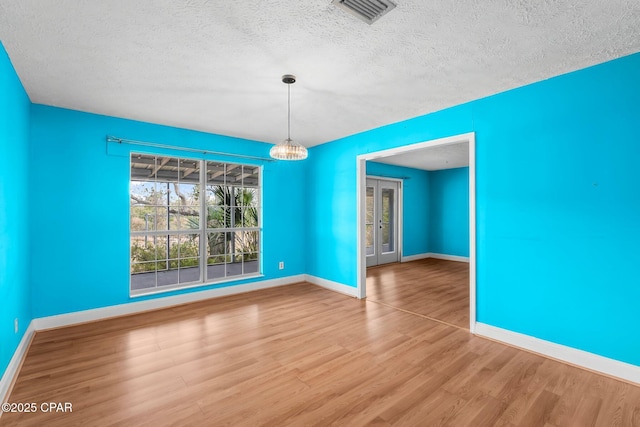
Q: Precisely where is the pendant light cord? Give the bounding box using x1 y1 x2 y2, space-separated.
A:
287 83 291 141
269 74 307 160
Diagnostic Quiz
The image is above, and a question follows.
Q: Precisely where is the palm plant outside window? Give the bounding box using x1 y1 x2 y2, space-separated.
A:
130 154 261 294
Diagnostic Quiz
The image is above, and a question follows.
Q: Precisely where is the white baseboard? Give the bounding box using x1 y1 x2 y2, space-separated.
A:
427 253 470 262
475 323 640 386
33 275 306 331
401 252 470 263
305 274 358 298
401 253 431 262
0 321 35 404
2 275 307 405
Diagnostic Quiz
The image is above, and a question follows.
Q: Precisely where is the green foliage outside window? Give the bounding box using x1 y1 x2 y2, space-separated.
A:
131 183 258 273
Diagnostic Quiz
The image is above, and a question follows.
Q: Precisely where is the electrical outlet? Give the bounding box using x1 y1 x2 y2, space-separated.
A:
14 318 18 334
279 261 284 270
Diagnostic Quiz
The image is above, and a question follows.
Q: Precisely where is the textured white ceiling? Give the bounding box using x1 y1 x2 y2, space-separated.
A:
375 142 469 171
1 1 638 147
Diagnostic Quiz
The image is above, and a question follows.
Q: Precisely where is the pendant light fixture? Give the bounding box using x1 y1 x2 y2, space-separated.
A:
269 74 308 160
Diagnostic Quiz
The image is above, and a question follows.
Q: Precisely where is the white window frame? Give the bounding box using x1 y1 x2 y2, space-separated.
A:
129 153 262 296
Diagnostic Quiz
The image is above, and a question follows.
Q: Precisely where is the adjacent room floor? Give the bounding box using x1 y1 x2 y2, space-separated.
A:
367 258 470 329
3 283 638 426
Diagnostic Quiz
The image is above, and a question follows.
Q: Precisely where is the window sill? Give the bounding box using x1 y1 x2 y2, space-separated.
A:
129 273 264 298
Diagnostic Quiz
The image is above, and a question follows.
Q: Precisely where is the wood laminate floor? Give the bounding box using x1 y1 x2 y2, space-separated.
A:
367 258 470 329
2 283 639 426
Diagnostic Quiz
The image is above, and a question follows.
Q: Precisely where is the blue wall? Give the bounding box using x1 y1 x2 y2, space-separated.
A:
0 44 31 381
429 167 469 257
306 104 473 287
307 53 640 366
2 44 639 380
365 162 470 259
29 105 307 318
366 161 430 257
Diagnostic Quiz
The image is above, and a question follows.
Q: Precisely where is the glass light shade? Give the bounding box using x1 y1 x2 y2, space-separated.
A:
269 138 308 160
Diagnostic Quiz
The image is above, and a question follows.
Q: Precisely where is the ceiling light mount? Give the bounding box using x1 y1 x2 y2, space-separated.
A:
282 74 296 84
269 74 308 161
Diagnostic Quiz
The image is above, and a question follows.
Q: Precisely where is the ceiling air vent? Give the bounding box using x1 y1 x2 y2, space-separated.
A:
332 0 397 25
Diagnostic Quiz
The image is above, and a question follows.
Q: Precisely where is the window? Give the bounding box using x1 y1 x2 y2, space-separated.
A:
130 154 261 294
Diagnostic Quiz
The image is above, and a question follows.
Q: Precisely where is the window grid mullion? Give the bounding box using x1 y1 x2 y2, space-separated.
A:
131 153 261 295
199 159 206 284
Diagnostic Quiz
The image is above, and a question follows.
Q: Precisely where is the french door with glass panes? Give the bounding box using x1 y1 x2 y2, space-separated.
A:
366 178 400 267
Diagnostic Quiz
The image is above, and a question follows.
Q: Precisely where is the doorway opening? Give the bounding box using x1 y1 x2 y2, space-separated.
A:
356 132 476 332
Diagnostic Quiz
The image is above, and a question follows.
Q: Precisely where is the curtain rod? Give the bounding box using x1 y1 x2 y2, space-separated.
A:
106 136 275 162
